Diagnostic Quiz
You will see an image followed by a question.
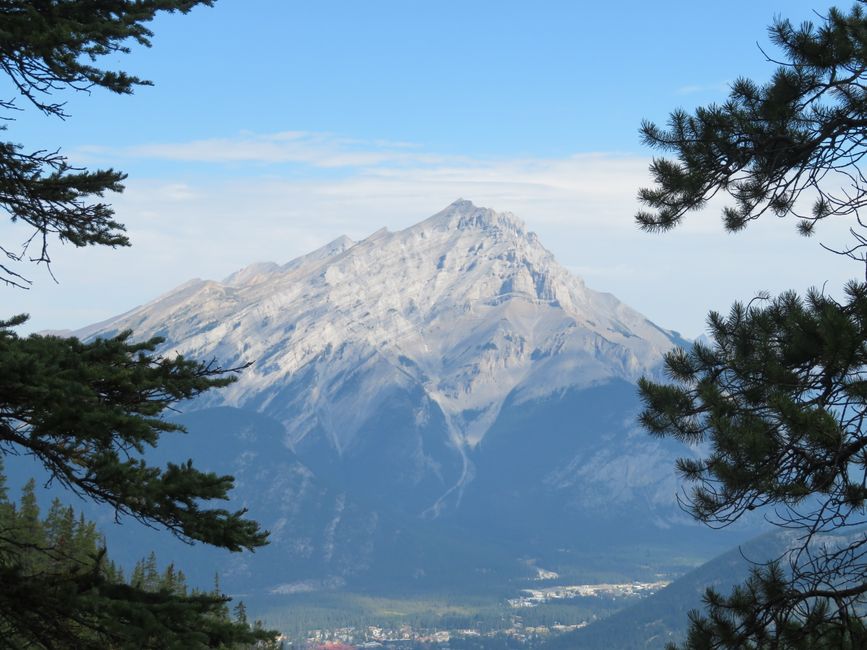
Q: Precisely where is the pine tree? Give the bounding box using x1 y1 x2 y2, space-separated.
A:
15 479 44 574
0 486 276 648
0 460 13 557
0 2 277 647
161 562 186 595
43 498 76 572
130 557 146 590
141 550 160 592
637 2 867 647
44 499 70 549
176 568 188 593
234 601 249 626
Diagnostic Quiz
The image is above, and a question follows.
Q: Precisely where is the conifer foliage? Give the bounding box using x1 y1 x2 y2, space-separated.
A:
0 1 219 288
0 1 277 647
637 2 867 244
638 2 867 647
0 466 279 649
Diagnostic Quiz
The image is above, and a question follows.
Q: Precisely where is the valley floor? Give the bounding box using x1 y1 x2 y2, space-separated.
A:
260 577 672 649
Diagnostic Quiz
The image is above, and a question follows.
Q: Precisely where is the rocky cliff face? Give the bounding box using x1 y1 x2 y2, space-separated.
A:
69 200 700 593
76 200 679 509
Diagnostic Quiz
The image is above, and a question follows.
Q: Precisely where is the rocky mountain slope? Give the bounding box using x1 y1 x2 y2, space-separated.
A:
66 200 711 594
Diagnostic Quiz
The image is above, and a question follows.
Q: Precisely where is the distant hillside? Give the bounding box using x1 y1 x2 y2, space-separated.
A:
543 531 793 650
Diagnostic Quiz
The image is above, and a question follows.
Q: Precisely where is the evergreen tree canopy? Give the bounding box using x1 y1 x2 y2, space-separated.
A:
0 0 214 288
637 2 867 647
0 314 266 551
0 1 277 647
0 463 279 649
637 1 867 244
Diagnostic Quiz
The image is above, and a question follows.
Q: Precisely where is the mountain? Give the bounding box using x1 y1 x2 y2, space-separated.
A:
61 200 731 597
542 529 820 650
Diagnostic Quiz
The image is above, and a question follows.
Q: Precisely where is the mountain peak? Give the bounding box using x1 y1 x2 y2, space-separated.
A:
73 201 678 461
420 199 528 239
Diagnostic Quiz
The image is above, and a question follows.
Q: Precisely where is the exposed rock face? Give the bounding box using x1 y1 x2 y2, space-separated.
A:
68 200 699 592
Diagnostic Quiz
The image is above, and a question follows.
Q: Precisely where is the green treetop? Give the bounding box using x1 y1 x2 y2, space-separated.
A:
637 2 867 648
0 464 279 648
0 0 214 288
0 2 277 647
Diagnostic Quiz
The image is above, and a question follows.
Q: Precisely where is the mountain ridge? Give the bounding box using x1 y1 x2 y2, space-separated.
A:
72 199 679 452
27 200 748 601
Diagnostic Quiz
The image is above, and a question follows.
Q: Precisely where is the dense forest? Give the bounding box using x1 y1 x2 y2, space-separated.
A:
0 461 279 648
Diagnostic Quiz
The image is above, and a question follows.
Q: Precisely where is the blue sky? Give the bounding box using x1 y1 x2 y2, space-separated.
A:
2 0 858 337
18 1 826 155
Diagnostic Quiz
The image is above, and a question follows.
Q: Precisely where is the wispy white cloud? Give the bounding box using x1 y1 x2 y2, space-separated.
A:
75 132 660 230
8 130 858 341
80 131 453 168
